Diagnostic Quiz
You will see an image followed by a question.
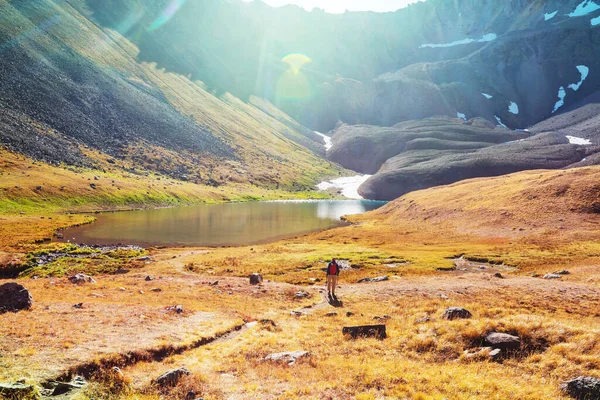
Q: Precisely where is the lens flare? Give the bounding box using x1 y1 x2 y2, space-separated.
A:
281 53 311 75
276 53 313 100
148 0 186 32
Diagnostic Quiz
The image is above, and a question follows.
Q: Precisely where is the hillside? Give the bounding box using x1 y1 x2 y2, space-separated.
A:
0 0 341 196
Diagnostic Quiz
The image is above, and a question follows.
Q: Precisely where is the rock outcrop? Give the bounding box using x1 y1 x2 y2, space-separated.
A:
560 376 600 400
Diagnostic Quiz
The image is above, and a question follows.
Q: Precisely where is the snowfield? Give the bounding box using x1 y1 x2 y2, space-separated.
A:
568 0 600 17
317 175 372 199
314 131 333 151
568 65 589 91
420 33 496 48
553 86 566 114
566 136 592 145
508 102 519 115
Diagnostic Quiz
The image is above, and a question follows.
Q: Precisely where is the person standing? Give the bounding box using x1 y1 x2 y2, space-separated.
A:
326 258 340 298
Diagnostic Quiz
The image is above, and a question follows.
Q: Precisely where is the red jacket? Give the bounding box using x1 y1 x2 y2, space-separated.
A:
327 262 340 276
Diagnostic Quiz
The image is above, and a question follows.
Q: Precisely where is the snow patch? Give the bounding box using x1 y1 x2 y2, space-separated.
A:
545 10 558 20
457 112 467 121
481 93 493 99
317 175 372 200
552 86 566 113
420 33 497 49
314 131 333 151
592 15 600 25
567 65 589 91
568 1 600 17
566 135 592 145
495 115 508 128
508 102 519 115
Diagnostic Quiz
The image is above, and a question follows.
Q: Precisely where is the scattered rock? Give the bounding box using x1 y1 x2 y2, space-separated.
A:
357 276 389 283
543 273 562 279
493 272 504 278
259 319 277 328
155 367 191 387
137 256 151 262
0 381 39 399
263 350 309 366
49 376 87 396
69 274 96 284
150 288 162 292
343 325 387 339
249 273 263 285
325 312 338 317
442 307 472 320
560 376 600 400
373 315 391 321
89 183 97 189
295 291 309 299
415 316 431 324
484 332 521 350
145 276 154 281
463 347 502 361
73 303 84 309
346 311 354 317
554 270 570 275
442 307 473 321
0 282 33 313
165 305 184 314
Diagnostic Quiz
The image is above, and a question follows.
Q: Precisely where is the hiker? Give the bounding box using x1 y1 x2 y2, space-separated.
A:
326 258 340 297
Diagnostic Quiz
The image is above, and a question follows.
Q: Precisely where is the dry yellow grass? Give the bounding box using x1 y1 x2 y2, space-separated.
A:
2 167 600 398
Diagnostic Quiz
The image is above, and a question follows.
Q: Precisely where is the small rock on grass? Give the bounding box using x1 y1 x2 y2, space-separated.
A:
442 307 472 320
69 273 96 284
249 273 263 285
543 273 562 279
554 270 570 275
484 332 521 350
155 367 191 387
357 276 389 283
263 350 309 366
560 376 600 399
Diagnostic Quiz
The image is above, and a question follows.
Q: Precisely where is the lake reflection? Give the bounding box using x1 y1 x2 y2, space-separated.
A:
58 200 386 247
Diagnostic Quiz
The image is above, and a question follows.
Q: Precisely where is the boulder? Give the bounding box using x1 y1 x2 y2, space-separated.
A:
0 381 39 399
484 332 521 350
249 273 263 285
0 282 33 313
263 350 309 366
493 272 504 279
560 376 600 400
155 367 191 387
69 274 96 284
442 307 472 320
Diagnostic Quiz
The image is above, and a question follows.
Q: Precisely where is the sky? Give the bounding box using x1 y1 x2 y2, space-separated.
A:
243 0 424 13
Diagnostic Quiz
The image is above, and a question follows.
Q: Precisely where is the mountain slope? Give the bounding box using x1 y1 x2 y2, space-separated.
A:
81 0 600 131
0 0 340 194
